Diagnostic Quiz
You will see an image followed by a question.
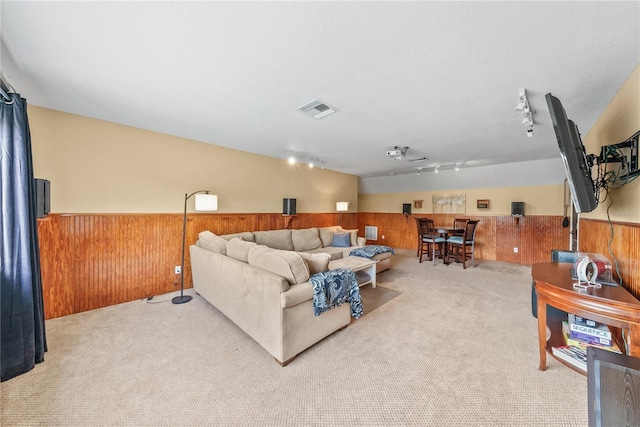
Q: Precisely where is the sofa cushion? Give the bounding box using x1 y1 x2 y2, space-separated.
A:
197 230 228 255
319 226 341 247
297 252 331 275
304 246 343 261
339 228 359 246
292 228 322 252
227 238 257 263
248 246 310 285
332 232 351 247
220 231 255 242
254 229 294 251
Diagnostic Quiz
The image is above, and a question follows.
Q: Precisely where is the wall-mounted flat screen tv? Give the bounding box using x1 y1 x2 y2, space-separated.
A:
546 93 598 213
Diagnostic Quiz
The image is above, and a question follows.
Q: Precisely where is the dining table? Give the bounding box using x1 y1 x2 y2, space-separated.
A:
434 226 464 264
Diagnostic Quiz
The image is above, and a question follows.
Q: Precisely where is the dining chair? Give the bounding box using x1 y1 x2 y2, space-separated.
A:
415 218 428 257
446 220 479 268
417 218 445 265
452 218 467 236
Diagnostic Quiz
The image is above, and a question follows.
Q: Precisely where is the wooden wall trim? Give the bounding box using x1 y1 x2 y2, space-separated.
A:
579 218 640 299
40 212 636 319
357 213 570 266
37 213 357 319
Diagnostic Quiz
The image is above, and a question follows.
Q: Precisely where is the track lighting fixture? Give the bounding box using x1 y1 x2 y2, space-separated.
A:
516 88 535 137
416 162 463 174
285 152 325 169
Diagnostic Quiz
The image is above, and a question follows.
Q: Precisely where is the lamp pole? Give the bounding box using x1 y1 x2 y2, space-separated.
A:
173 190 216 304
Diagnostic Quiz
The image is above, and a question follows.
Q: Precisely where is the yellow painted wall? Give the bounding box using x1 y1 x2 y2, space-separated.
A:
582 63 640 223
28 63 637 217
358 184 565 216
28 106 358 214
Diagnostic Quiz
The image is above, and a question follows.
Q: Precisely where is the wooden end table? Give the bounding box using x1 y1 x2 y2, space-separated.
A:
532 262 640 374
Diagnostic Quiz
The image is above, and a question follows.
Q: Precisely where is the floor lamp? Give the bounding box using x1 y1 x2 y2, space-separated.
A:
173 190 218 304
336 201 349 227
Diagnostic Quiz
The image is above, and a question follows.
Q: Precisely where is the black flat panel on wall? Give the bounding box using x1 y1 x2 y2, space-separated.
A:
35 178 50 219
402 203 411 215
511 201 524 216
283 198 296 215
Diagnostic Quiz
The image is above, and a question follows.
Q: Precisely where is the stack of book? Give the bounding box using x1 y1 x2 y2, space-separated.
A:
551 314 621 371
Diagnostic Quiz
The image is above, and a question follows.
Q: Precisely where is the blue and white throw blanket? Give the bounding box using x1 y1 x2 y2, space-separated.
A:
309 268 363 319
349 245 395 259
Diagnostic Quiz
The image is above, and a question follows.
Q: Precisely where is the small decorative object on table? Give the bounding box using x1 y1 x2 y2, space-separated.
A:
573 253 614 291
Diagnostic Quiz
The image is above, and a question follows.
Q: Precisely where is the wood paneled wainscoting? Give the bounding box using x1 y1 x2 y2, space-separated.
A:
579 218 640 299
37 213 357 319
357 213 570 265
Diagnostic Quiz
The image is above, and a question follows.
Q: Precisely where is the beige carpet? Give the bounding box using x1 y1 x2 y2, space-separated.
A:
1 249 587 426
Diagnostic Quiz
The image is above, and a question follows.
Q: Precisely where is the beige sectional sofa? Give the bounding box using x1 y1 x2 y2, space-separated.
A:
189 226 392 365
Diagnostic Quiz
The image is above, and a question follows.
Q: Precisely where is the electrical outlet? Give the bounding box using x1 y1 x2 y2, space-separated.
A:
381 235 385 239
513 247 518 253
174 266 181 275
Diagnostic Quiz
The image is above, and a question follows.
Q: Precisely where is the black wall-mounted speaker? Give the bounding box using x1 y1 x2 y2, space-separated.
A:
35 178 50 219
402 203 412 215
511 201 524 217
283 198 296 215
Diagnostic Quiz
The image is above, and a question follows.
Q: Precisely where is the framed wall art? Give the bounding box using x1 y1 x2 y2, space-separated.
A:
477 199 490 209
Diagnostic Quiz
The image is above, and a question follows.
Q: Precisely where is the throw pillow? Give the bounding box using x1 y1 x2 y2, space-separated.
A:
196 239 221 254
297 252 331 275
220 231 255 242
319 226 341 247
198 230 228 255
339 228 359 246
248 247 310 285
332 232 351 247
226 238 257 263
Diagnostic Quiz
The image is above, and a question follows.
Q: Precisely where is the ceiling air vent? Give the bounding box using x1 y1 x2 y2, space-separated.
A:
296 99 338 119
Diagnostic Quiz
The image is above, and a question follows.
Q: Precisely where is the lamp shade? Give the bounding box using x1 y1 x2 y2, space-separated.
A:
336 201 349 212
195 193 218 211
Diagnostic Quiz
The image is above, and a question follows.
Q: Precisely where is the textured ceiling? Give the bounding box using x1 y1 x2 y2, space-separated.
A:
1 1 638 178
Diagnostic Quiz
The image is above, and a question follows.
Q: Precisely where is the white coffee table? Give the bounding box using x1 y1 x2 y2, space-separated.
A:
329 256 378 288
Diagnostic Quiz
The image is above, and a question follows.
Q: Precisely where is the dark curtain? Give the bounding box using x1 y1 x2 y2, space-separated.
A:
0 93 47 381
